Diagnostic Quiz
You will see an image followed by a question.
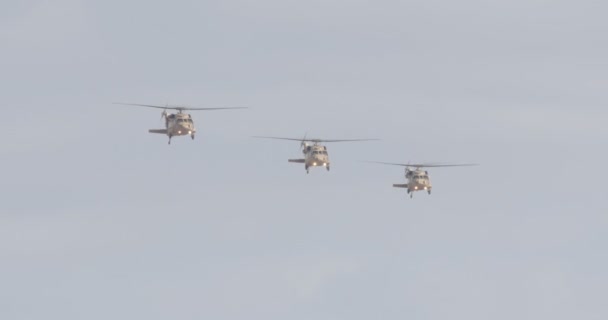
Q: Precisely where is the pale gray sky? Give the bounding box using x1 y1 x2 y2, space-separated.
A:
1 0 607 319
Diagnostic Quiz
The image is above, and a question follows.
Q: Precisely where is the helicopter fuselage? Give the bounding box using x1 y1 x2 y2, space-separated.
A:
405 169 432 194
148 112 197 144
164 113 196 137
303 144 330 169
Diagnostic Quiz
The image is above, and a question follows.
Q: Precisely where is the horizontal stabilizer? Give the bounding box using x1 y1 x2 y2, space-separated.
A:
288 159 306 163
392 184 409 188
149 129 168 134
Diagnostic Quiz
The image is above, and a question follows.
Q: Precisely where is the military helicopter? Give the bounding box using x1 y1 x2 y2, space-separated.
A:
114 102 246 144
368 162 477 198
254 135 379 173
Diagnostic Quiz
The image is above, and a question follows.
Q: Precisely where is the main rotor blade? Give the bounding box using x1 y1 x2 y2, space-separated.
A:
409 163 479 168
364 161 410 167
113 102 168 110
252 136 379 143
365 161 478 168
311 138 380 143
252 136 306 142
113 102 247 111
179 107 248 111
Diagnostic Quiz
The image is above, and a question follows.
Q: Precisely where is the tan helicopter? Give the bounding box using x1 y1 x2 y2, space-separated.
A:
369 162 478 198
255 135 379 173
114 103 246 144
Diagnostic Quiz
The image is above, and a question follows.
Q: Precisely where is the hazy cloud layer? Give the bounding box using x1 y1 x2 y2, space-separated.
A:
1 0 607 319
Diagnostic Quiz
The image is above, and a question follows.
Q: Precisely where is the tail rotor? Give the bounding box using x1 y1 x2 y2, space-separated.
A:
300 132 308 149
160 104 168 127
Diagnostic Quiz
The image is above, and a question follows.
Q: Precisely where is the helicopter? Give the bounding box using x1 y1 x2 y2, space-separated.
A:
254 135 379 173
368 162 478 198
114 102 246 144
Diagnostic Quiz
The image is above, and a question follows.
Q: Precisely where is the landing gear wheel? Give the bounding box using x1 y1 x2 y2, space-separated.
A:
305 165 309 174
191 134 195 140
427 190 431 195
410 193 413 199
326 166 330 172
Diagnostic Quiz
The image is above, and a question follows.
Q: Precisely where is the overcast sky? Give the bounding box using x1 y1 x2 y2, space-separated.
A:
1 0 607 319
